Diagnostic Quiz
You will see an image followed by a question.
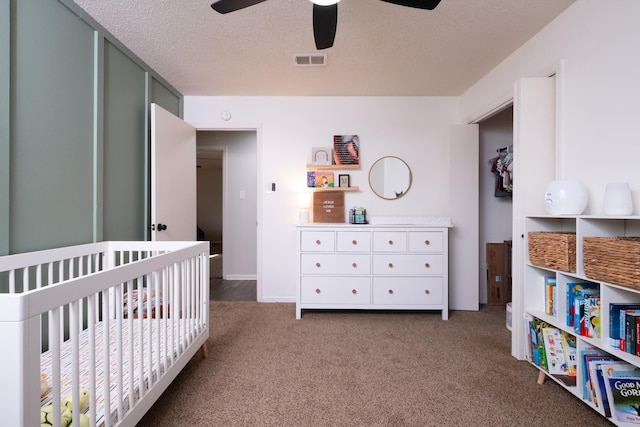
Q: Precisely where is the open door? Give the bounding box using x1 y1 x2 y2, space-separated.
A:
511 77 556 359
150 103 197 241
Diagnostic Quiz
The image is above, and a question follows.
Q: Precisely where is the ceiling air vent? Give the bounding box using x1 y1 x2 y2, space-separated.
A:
294 54 327 66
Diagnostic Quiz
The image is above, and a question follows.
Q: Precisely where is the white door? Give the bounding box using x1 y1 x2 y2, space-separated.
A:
150 103 197 241
511 77 556 359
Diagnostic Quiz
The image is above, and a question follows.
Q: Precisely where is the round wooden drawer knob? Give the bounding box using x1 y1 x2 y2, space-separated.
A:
425 289 430 295
388 240 394 245
315 288 321 294
388 263 394 268
315 262 321 268
424 240 430 245
388 289 394 294
352 240 358 245
352 262 357 268
315 240 321 245
352 289 357 294
424 263 430 268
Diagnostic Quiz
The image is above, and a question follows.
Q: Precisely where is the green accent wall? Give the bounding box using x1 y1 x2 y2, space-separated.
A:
0 0 182 255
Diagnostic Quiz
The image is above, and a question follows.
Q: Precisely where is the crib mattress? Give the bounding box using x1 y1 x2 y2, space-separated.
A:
40 317 202 426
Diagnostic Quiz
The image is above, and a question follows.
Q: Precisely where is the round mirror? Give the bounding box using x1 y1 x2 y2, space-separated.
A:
368 156 412 200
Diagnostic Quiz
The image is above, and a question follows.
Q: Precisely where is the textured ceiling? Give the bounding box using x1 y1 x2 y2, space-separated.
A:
71 0 575 96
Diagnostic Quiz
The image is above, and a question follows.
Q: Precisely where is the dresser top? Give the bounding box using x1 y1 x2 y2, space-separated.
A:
297 223 452 229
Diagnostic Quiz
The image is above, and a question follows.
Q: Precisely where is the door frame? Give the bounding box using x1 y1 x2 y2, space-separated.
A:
196 125 263 302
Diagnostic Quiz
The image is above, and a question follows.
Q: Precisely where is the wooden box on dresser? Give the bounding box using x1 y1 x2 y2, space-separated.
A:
296 223 451 320
522 215 640 426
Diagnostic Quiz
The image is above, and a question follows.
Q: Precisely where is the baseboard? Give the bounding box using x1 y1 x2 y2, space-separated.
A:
225 274 257 281
258 296 296 303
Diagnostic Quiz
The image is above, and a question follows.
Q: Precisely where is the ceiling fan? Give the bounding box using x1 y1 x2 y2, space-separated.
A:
210 0 441 50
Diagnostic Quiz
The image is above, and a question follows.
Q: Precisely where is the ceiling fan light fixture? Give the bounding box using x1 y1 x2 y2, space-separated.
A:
310 0 340 6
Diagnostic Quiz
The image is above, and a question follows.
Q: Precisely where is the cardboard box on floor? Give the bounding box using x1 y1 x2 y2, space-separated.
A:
487 242 509 306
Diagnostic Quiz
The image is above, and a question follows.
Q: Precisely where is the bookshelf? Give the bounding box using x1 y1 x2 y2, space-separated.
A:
522 215 640 425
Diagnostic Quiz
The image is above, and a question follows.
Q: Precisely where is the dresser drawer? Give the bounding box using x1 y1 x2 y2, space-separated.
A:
337 231 371 252
373 231 407 252
408 231 443 253
372 277 443 305
372 254 443 275
301 254 371 275
301 231 335 252
301 276 371 304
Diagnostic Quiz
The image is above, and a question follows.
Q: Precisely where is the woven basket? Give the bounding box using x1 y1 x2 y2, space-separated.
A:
583 237 640 290
528 231 577 272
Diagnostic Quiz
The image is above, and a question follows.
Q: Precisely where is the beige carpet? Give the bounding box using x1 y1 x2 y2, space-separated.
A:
138 303 611 426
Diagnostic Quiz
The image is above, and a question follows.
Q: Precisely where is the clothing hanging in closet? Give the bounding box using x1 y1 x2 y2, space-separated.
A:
489 145 513 197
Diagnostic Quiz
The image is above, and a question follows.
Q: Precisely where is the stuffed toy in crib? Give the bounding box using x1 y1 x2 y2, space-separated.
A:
41 389 89 427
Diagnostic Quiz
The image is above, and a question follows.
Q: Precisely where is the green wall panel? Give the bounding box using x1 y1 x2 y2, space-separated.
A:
151 77 181 117
11 0 94 253
102 41 146 240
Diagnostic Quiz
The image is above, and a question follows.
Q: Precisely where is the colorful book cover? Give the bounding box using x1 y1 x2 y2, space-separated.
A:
588 359 621 416
579 349 610 400
542 327 568 375
561 330 577 377
621 310 640 352
567 282 599 328
609 304 640 349
545 276 556 316
603 368 640 423
573 288 600 336
585 297 601 338
307 171 334 188
529 318 551 370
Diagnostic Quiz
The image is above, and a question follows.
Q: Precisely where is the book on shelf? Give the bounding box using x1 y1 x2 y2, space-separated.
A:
545 276 556 316
542 327 568 375
620 310 640 353
526 316 551 370
610 304 640 349
587 358 624 417
602 364 640 424
573 290 600 337
566 282 599 328
561 330 577 378
579 349 612 401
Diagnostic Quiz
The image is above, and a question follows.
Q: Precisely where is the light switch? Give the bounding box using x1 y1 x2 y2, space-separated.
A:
240 190 246 200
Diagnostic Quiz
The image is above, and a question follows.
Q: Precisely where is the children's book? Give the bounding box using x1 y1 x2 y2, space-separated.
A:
585 297 601 338
542 327 568 375
579 349 612 401
621 310 640 352
561 331 577 377
567 282 599 328
603 365 640 423
588 358 622 416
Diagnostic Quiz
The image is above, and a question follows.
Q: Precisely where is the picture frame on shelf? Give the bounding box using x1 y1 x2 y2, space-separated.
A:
311 147 333 165
338 174 350 188
333 135 359 165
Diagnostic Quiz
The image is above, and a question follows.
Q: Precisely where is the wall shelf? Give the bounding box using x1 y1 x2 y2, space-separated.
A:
309 186 360 192
306 164 360 171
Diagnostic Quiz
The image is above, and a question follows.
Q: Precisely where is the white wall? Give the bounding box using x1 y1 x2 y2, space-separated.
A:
184 97 464 304
461 0 640 216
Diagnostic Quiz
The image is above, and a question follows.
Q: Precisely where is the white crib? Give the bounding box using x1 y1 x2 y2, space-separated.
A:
0 241 210 427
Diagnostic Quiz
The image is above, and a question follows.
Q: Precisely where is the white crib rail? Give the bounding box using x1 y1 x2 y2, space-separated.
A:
0 241 209 427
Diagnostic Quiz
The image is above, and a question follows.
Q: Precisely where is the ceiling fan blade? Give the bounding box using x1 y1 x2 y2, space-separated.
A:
378 0 441 10
313 4 338 50
211 0 267 14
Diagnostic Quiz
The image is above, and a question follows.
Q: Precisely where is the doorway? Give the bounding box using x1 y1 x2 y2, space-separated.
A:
196 130 258 301
478 105 514 305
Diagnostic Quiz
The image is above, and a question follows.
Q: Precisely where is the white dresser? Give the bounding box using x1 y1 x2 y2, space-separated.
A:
296 223 451 319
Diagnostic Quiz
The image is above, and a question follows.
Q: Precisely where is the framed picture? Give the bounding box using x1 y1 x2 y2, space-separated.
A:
338 174 350 188
333 135 359 165
311 147 333 165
